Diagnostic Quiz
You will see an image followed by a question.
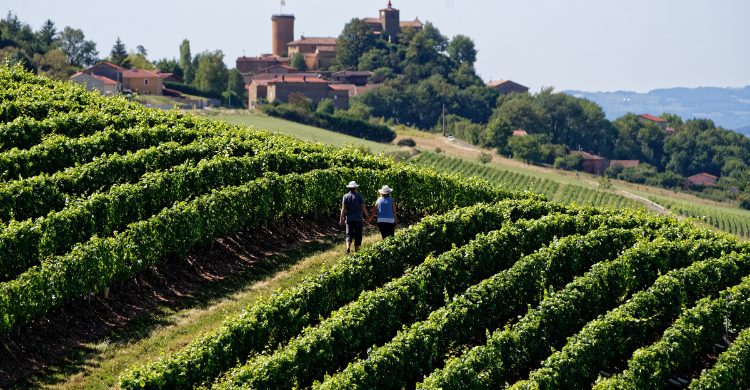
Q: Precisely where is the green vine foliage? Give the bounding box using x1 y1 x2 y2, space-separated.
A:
418 235 745 389
215 218 645 390
594 276 750 389
5 63 750 389
316 224 705 390
508 251 750 390
688 325 750 389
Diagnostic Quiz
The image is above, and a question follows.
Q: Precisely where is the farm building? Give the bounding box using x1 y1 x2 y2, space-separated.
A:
486 80 529 95
572 151 610 176
688 172 718 185
638 114 668 130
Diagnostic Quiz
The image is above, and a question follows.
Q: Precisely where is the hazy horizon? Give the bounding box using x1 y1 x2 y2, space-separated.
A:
5 0 749 93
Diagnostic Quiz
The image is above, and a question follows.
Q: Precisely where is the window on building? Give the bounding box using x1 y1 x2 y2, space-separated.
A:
144 79 149 85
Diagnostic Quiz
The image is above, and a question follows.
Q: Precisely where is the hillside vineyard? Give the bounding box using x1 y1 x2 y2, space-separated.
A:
1 65 749 389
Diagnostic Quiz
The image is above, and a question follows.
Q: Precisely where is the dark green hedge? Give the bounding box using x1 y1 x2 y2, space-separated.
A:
261 104 396 143
163 81 222 100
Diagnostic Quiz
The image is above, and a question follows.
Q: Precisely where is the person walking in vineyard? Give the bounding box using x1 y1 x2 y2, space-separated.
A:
367 185 397 239
340 181 369 254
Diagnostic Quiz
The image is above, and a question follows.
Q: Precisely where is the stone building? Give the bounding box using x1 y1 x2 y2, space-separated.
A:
332 71 373 86
247 75 349 110
286 37 338 70
236 54 292 75
362 1 423 42
572 151 610 176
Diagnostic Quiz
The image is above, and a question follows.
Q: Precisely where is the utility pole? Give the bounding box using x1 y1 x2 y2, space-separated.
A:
442 104 445 137
228 75 231 109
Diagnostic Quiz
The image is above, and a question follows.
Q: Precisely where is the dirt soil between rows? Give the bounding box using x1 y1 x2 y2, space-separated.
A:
0 210 423 388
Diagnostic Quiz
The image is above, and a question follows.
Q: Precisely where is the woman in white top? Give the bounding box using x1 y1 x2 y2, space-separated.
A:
367 185 397 239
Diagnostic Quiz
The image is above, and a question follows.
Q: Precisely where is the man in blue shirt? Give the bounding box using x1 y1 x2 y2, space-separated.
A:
340 181 369 254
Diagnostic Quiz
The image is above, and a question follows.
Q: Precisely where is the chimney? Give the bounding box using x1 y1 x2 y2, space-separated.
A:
281 75 285 81
302 75 306 82
131 66 136 72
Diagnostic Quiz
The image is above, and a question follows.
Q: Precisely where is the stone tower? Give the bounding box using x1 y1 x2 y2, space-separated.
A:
272 14 295 57
379 1 400 43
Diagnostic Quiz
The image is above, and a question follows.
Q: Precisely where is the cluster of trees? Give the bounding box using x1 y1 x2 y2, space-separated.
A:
0 12 246 108
152 40 246 107
328 18 750 205
0 12 97 79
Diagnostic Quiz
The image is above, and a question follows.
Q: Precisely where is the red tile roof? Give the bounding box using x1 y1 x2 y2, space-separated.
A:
362 18 381 24
328 83 380 97
266 75 330 84
689 172 718 179
258 64 298 72
400 19 423 28
333 70 374 77
573 151 608 160
287 37 339 46
638 114 667 122
237 55 291 62
122 69 161 78
512 130 528 136
86 61 125 71
90 74 118 85
610 160 640 167
70 72 118 85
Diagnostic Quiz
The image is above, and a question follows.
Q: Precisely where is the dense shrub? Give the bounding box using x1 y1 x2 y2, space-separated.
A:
261 103 396 143
397 138 416 147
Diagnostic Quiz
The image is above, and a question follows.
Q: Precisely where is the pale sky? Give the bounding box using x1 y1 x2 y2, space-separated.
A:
5 0 750 93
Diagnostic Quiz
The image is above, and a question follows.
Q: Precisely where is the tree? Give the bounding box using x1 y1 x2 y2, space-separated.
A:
37 19 57 48
493 93 550 134
358 48 389 71
126 52 154 70
421 22 449 52
136 45 147 57
484 116 512 149
447 34 477 66
1 47 36 73
58 27 98 67
508 135 543 164
659 112 684 128
332 18 376 70
228 68 246 108
193 50 227 95
155 58 183 78
290 52 308 71
316 98 335 115
0 11 36 55
109 37 129 68
288 92 311 111
32 49 74 79
179 39 192 82
477 152 493 164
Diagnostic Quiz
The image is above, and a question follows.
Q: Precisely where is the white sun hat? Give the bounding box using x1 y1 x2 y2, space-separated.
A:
347 181 359 188
379 185 393 194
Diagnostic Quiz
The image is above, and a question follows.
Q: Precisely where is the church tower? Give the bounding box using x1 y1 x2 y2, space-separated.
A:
379 1 401 43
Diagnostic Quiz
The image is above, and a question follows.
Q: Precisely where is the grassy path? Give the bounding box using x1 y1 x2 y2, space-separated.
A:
11 230 385 390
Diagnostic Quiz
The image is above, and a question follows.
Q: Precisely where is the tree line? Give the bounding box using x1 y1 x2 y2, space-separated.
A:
0 12 246 107
328 18 750 206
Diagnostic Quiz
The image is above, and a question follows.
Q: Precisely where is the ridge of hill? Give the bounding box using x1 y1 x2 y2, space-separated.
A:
564 86 750 133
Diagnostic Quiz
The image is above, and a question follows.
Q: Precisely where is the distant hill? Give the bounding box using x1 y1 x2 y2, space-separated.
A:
564 86 750 134
736 125 750 136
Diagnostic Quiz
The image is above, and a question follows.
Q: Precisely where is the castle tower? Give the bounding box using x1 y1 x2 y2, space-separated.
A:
379 1 400 43
272 14 295 57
